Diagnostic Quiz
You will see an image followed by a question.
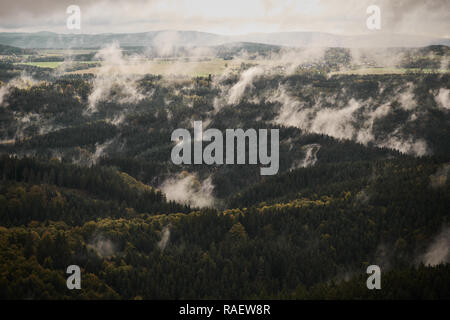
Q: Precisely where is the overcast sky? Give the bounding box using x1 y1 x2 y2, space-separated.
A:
0 0 448 37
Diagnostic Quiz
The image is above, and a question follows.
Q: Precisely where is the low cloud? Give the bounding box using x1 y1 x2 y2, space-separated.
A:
157 226 171 251
87 42 145 113
435 88 450 110
88 235 116 258
160 172 215 208
291 143 321 170
272 85 430 156
0 74 39 107
227 66 265 105
420 226 450 266
430 163 450 188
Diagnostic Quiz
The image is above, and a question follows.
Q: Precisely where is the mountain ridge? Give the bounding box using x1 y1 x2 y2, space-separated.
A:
0 30 449 49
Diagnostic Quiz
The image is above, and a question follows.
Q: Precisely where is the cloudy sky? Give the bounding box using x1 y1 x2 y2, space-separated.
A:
0 0 448 37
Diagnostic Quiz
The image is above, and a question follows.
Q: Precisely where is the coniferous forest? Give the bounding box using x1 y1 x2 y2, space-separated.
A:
0 20 449 300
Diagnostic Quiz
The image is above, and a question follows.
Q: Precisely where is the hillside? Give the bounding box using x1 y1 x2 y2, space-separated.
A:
0 43 35 55
0 42 449 299
0 155 449 299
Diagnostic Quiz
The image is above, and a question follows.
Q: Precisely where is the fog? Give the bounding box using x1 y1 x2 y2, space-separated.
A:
160 172 215 208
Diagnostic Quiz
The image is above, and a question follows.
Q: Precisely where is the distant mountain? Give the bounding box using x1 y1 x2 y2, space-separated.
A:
418 45 450 56
0 30 449 49
235 32 450 48
0 31 227 49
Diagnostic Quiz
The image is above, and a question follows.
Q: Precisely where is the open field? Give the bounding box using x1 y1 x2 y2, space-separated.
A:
51 62 450 77
37 49 98 55
10 52 450 76
69 58 240 76
330 67 450 75
15 61 63 68
15 61 100 69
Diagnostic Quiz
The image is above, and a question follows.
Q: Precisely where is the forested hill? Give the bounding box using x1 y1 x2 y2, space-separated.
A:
0 44 35 55
0 154 449 299
0 31 449 48
0 47 449 299
0 156 190 226
228 156 449 207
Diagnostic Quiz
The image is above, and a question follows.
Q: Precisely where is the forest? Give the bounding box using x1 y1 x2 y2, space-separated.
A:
0 43 449 299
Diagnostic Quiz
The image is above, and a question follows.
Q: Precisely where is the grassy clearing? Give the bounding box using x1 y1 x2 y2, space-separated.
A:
70 58 239 76
15 61 100 69
330 67 449 75
38 49 97 55
20 57 448 77
15 61 63 68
